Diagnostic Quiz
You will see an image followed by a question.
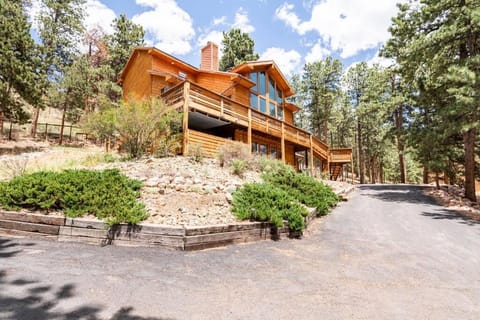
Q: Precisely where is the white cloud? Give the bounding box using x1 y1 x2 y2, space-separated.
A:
367 50 395 68
84 0 116 34
213 16 227 26
196 7 255 59
275 3 303 33
260 47 302 76
197 30 224 47
133 0 195 55
275 0 400 58
232 7 255 33
304 42 331 64
28 0 116 34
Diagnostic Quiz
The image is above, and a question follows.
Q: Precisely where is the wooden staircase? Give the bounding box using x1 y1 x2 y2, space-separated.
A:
330 163 343 181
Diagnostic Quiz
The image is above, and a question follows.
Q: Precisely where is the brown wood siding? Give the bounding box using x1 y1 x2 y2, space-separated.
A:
252 133 280 148
232 86 250 106
234 129 247 143
122 51 152 101
285 144 295 166
188 129 227 158
151 76 169 97
196 73 232 94
152 56 197 82
234 129 284 160
284 109 294 125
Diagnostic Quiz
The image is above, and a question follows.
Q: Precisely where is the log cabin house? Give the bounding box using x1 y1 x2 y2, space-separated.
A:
119 42 352 180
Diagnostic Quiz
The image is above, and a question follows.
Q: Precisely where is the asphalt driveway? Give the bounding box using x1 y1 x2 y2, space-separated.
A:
1 185 479 319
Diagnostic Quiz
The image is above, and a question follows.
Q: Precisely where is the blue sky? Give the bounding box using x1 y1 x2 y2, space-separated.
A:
31 0 401 76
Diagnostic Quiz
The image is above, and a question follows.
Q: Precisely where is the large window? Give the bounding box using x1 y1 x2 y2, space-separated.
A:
258 72 266 95
249 72 283 120
252 142 280 159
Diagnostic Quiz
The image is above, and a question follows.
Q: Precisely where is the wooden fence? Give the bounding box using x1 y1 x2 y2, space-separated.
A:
1 121 93 144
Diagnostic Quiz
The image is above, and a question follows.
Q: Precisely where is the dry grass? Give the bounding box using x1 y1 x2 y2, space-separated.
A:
0 146 110 180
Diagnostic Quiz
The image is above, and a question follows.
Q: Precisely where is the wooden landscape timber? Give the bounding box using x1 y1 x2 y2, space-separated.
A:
119 43 352 180
0 208 318 251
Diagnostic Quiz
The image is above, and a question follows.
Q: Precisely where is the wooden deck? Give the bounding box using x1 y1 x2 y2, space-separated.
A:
162 81 352 169
330 148 353 163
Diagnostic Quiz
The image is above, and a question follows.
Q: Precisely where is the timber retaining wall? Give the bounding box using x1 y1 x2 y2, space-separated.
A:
0 209 317 250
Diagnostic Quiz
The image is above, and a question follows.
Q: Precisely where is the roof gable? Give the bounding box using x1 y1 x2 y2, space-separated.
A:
231 61 295 97
119 47 255 89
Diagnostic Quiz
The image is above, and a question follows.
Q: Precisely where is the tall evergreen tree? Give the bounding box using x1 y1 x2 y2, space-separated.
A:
219 29 259 71
330 97 355 148
359 65 390 184
384 0 480 200
302 57 343 143
0 0 42 136
107 14 145 80
383 70 412 184
290 73 311 131
345 62 369 183
30 0 85 138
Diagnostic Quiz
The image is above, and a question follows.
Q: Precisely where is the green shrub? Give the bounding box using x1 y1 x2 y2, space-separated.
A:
82 98 182 158
0 169 148 226
231 159 247 177
262 166 339 215
256 156 289 174
232 183 308 232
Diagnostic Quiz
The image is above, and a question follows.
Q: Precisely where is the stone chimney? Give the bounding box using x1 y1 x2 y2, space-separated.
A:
200 42 219 71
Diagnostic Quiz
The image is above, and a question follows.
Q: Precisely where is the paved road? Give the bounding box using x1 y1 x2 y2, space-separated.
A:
1 185 479 320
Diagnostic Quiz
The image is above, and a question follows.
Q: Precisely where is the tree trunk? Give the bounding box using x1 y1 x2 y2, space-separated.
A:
31 106 40 138
423 165 429 184
394 105 406 183
459 24 476 202
463 128 477 202
371 157 377 184
8 121 13 140
435 172 440 189
59 102 67 145
357 120 365 184
323 119 328 145
0 111 4 139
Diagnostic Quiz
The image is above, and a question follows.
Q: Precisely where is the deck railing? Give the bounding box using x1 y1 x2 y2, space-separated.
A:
330 148 353 163
161 81 351 162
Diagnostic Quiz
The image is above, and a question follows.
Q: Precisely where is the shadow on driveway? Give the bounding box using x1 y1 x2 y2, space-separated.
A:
358 184 480 227
422 209 480 227
358 184 437 205
0 237 173 320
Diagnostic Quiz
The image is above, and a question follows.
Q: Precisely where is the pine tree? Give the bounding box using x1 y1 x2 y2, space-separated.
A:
302 57 343 144
330 97 355 148
30 0 86 138
219 29 259 71
360 66 390 184
384 0 480 200
0 0 42 137
290 73 310 131
107 14 145 81
383 70 413 184
345 62 369 183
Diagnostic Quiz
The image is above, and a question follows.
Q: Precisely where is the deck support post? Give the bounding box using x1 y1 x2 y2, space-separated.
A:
326 153 331 180
182 81 190 156
248 108 252 155
281 122 285 163
309 135 314 177
351 158 354 184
